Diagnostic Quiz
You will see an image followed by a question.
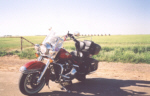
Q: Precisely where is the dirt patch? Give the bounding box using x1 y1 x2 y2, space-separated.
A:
97 62 150 80
0 55 150 80
0 56 150 96
0 55 36 72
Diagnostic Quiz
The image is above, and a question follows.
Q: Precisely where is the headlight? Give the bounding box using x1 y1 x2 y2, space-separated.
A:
40 45 49 55
34 44 40 51
40 43 57 58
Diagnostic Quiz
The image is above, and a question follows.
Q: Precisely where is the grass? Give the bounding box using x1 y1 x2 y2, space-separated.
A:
93 46 150 64
64 35 150 64
0 35 150 63
17 48 36 59
0 48 36 59
0 50 20 56
0 36 45 50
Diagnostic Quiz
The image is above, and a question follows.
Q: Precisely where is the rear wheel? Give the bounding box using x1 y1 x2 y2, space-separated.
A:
19 73 45 95
76 74 86 81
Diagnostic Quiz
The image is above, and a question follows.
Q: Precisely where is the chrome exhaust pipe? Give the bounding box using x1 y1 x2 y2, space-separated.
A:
60 75 70 79
65 67 77 80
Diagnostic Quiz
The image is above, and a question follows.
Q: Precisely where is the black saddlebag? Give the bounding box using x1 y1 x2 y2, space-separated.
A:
85 58 99 73
83 40 101 55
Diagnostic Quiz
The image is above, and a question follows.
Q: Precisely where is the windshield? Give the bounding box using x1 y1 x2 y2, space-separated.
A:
42 31 56 44
41 31 64 58
43 31 63 46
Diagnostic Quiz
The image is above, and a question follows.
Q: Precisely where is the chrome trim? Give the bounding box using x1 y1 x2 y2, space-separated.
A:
20 66 27 72
21 69 40 74
63 67 77 81
72 64 79 68
37 56 43 61
70 68 77 75
60 75 70 79
37 60 50 84
19 66 40 74
53 63 78 80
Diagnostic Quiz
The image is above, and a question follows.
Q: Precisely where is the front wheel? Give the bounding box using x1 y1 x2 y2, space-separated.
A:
19 73 45 95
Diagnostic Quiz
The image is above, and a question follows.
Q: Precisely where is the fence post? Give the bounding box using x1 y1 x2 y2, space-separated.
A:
21 37 23 51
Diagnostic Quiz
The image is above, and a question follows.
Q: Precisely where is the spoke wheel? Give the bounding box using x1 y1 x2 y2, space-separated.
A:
19 73 45 95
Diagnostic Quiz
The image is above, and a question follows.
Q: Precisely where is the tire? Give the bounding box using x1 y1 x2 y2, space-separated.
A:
76 74 86 81
19 73 45 95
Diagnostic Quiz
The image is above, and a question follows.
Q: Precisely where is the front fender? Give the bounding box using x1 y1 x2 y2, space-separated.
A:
20 61 45 74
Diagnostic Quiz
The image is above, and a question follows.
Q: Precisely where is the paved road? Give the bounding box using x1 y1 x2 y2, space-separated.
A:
0 71 150 96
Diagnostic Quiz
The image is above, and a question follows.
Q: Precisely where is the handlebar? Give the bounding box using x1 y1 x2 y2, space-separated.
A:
67 33 78 43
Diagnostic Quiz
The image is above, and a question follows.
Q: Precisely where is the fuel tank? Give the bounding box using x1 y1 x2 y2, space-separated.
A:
57 48 72 60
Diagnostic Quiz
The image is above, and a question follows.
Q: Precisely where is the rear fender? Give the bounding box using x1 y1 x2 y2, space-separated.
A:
20 61 45 74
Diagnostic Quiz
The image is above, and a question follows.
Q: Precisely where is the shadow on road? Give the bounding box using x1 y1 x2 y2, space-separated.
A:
30 78 150 96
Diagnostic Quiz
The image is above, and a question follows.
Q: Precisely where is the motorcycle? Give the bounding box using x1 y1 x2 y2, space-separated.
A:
19 31 101 95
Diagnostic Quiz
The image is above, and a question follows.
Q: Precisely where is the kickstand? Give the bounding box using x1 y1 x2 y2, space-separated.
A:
46 81 50 89
48 84 50 89
59 83 71 93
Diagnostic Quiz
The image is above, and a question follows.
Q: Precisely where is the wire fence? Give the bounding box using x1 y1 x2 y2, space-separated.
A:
0 36 35 51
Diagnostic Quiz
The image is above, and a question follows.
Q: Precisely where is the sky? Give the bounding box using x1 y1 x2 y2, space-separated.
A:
0 0 150 36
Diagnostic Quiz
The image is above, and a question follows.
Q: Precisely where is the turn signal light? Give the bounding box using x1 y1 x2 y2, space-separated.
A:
50 58 53 63
35 53 39 57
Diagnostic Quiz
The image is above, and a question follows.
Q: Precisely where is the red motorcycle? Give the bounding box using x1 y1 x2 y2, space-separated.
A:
19 31 101 95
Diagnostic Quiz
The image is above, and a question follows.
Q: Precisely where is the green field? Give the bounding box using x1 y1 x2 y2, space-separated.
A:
0 36 46 50
0 35 150 64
